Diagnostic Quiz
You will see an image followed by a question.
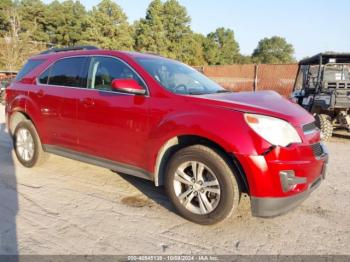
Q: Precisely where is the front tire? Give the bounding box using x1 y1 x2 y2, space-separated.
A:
13 120 49 168
315 114 333 142
165 145 240 225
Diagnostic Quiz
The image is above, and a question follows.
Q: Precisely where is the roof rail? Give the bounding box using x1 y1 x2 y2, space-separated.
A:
145 52 162 56
40 45 99 55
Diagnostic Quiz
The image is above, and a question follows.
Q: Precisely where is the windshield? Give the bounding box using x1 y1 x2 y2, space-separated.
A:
135 57 226 95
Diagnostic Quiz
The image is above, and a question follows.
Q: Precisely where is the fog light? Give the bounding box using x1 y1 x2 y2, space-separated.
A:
279 171 307 192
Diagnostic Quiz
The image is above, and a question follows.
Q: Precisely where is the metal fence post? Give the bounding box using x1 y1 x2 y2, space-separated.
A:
254 64 259 91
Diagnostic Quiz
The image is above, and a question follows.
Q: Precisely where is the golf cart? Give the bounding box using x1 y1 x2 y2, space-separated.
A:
293 53 350 141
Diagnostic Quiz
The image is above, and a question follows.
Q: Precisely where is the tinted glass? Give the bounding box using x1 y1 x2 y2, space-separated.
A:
46 57 87 87
38 69 49 84
15 60 44 81
88 56 145 91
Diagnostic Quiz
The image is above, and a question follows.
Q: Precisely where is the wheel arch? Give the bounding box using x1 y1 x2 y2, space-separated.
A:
8 110 45 144
9 111 31 134
8 94 47 143
154 134 249 194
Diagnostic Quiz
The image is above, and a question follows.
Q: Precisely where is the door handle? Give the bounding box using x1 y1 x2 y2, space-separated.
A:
36 89 45 98
81 98 95 107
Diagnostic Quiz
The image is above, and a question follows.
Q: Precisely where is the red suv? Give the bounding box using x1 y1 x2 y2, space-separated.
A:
5 46 328 224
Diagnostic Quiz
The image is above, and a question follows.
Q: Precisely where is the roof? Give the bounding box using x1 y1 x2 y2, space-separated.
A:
31 49 164 62
299 52 350 65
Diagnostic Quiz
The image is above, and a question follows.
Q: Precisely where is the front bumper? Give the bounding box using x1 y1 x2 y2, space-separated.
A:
251 166 325 217
236 143 328 218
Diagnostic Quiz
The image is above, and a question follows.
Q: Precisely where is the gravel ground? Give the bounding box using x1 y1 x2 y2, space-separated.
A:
0 104 349 255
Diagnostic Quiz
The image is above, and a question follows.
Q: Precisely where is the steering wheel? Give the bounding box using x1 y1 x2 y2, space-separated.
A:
173 84 188 94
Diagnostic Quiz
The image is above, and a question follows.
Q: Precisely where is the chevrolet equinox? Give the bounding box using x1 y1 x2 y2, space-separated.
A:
5 46 328 224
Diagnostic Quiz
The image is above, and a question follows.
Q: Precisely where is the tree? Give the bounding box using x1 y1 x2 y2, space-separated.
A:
18 0 50 42
178 33 206 65
252 36 295 64
0 0 260 67
0 6 45 70
84 0 134 50
162 0 191 59
46 0 89 46
135 0 203 64
134 0 168 55
204 27 240 65
237 54 253 64
0 0 13 37
0 5 21 70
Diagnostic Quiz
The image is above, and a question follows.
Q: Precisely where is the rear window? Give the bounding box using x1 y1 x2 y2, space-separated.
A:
15 60 44 81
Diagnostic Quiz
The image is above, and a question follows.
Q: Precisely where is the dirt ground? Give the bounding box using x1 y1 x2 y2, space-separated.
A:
0 104 349 255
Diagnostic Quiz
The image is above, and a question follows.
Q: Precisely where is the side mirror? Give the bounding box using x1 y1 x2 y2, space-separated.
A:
111 79 146 95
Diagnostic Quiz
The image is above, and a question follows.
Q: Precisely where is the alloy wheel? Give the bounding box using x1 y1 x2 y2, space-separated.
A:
16 128 35 162
173 161 221 215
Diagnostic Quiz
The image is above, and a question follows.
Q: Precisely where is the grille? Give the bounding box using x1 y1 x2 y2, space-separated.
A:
303 122 317 133
311 143 324 157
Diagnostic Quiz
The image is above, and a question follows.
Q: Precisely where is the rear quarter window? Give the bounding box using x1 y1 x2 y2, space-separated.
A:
39 57 88 88
15 60 44 81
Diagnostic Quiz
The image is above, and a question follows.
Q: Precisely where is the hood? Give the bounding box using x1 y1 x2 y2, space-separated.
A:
195 91 314 126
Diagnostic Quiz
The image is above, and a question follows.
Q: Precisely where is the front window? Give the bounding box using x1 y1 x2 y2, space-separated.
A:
87 56 146 92
306 65 320 90
295 65 320 91
136 57 226 95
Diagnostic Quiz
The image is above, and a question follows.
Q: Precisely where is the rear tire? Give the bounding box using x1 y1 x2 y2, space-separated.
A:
13 120 49 168
165 145 240 225
315 114 333 142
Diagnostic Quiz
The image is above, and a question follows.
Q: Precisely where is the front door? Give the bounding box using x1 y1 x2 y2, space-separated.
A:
76 56 150 169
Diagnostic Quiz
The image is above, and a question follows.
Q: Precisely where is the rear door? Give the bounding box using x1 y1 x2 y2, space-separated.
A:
76 56 150 169
33 56 89 149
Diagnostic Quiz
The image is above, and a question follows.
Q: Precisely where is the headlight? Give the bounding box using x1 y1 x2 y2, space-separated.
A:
244 113 302 147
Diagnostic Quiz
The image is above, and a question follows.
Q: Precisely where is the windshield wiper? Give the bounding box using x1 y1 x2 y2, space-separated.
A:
188 91 206 95
186 90 231 95
215 89 231 93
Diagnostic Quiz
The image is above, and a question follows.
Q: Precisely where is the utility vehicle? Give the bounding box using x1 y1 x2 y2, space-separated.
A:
293 53 350 140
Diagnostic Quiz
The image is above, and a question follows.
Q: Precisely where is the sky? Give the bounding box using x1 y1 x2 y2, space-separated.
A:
44 0 350 60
